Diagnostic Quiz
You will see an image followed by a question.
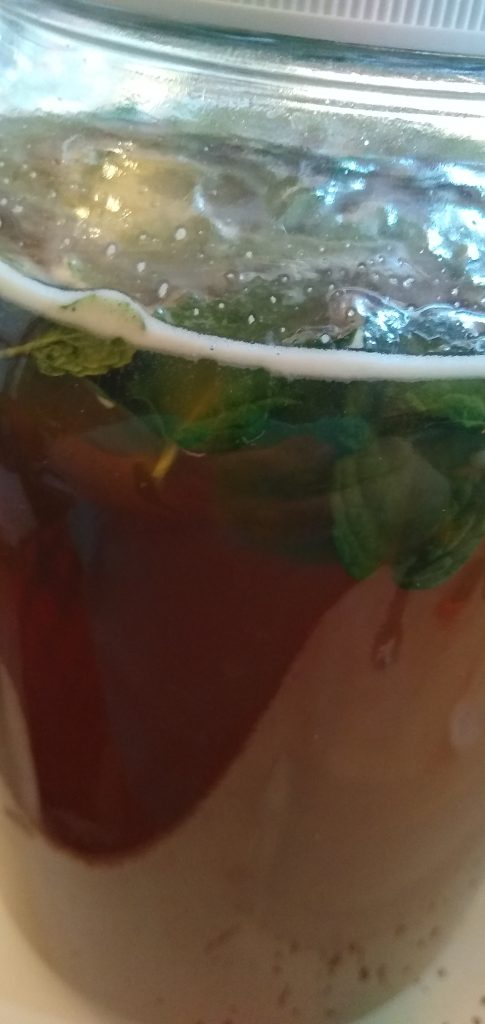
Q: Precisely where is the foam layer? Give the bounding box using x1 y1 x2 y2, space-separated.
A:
1 258 485 382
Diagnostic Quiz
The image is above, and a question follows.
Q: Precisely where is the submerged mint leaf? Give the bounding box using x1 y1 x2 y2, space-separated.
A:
390 380 485 430
396 476 485 589
331 437 451 582
0 325 135 377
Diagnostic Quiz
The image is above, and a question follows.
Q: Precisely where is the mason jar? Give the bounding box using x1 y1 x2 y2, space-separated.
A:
0 2 484 1022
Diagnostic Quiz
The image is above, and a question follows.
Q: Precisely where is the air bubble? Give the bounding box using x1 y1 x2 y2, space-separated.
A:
248 314 256 325
105 243 117 258
270 296 277 304
137 261 146 273
157 282 169 299
174 227 187 242
12 204 23 214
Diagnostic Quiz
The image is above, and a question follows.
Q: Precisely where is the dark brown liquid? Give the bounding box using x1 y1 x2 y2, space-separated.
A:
0 360 356 856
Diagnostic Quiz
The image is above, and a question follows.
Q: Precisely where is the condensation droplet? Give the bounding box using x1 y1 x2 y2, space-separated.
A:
403 277 415 289
193 308 200 317
248 314 256 325
105 243 117 258
218 302 225 309
270 295 277 304
245 250 253 259
157 282 169 299
174 227 187 242
136 261 146 273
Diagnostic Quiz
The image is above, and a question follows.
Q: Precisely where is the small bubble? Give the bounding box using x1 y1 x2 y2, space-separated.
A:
136 261 146 273
377 254 385 264
245 250 253 258
389 276 398 286
403 277 415 289
347 309 357 320
0 198 6 206
280 327 286 334
157 282 169 299
174 226 187 242
217 302 225 309
193 308 200 316
451 287 459 297
270 295 277 304
105 243 117 258
2 177 9 184
29 170 37 179
248 314 256 324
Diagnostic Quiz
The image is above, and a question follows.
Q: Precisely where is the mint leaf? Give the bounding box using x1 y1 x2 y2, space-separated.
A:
389 380 485 430
331 437 451 582
396 476 485 589
0 325 135 377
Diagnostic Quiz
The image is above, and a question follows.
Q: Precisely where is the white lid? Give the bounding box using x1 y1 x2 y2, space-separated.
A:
88 0 485 56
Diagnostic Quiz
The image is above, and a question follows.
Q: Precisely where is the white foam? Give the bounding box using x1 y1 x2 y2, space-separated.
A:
0 257 485 381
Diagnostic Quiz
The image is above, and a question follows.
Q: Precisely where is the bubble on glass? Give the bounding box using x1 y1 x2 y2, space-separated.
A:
174 227 187 242
105 243 117 258
136 261 146 273
157 282 169 299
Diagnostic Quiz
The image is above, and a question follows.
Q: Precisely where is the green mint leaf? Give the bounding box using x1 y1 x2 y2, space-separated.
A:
389 380 485 430
0 325 135 377
331 437 451 582
396 476 485 589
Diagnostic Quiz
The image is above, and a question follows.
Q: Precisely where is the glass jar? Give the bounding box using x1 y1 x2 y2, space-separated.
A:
0 3 484 1022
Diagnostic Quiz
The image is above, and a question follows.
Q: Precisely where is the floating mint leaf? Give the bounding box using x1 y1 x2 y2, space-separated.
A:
0 325 135 377
331 437 451 582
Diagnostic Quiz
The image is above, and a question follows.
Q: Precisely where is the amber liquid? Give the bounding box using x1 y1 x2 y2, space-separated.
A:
1 321 485 1023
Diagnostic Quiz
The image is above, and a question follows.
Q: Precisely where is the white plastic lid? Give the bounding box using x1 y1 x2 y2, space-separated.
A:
87 0 485 56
